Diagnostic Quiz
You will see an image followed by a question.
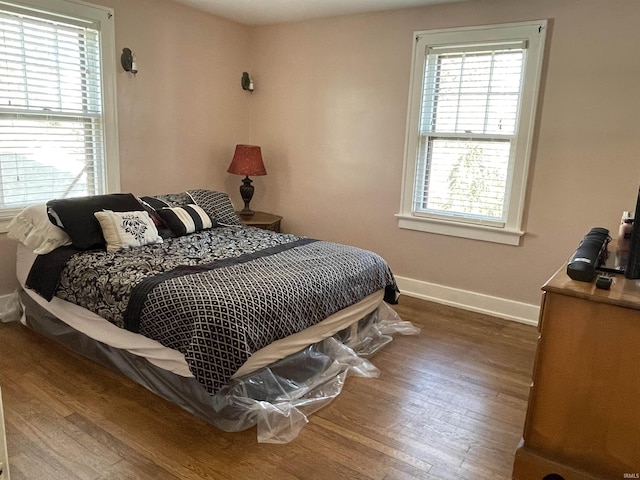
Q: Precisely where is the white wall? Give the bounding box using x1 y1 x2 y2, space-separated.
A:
248 0 640 319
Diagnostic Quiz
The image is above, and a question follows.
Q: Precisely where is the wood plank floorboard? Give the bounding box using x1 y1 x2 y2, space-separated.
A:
0 295 538 479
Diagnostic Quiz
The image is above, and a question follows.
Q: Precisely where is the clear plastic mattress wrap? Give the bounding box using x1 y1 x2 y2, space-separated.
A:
19 290 419 443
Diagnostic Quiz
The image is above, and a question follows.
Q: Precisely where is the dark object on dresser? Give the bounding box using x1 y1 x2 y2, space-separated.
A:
566 227 610 282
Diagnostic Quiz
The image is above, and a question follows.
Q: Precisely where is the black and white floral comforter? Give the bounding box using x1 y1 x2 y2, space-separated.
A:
45 226 398 394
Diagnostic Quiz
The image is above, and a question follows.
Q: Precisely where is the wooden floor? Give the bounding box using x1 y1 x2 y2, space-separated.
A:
0 296 538 480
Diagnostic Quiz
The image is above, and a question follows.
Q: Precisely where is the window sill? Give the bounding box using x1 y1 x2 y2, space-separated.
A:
396 214 524 246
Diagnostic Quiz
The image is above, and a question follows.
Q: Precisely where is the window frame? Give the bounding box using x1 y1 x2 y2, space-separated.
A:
0 0 119 231
397 20 547 246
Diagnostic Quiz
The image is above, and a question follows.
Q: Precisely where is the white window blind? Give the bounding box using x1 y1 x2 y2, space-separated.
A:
398 21 547 245
415 43 525 226
0 2 108 213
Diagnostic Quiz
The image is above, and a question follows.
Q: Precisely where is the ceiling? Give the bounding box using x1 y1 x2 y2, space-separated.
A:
172 0 468 26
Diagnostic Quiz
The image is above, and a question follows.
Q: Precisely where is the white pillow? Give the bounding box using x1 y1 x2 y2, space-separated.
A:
94 210 163 253
6 203 71 254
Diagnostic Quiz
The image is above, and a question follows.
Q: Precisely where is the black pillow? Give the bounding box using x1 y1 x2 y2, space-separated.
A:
46 193 144 250
139 195 171 210
138 196 175 240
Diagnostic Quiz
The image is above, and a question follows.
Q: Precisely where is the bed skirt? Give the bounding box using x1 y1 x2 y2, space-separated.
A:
18 289 418 443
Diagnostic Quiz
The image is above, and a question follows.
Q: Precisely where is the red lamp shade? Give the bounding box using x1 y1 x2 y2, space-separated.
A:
227 145 267 177
227 144 267 217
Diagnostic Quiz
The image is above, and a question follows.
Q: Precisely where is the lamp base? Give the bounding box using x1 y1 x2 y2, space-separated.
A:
239 176 255 217
238 207 255 217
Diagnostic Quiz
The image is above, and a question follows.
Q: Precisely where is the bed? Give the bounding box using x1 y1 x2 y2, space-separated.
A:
8 189 418 443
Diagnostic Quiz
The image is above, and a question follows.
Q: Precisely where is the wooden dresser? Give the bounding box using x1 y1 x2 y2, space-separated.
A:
513 261 640 479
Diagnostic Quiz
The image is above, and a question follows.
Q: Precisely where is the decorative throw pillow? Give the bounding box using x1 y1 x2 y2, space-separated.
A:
187 189 242 226
150 192 193 207
6 203 71 254
46 193 145 250
139 195 171 211
94 210 163 253
156 204 215 237
137 196 175 239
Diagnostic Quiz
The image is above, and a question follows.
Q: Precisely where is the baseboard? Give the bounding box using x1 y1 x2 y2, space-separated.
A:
1 281 539 326
395 276 540 326
0 291 21 323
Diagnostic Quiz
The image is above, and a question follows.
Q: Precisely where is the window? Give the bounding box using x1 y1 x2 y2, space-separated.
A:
398 21 547 245
0 0 119 226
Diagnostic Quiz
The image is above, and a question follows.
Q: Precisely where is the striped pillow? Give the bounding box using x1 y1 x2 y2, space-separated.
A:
156 204 215 236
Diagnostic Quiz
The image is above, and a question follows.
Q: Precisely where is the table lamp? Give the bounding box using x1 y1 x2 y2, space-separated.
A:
227 144 267 217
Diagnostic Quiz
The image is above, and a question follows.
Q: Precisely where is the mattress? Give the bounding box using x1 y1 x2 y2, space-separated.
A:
16 242 385 379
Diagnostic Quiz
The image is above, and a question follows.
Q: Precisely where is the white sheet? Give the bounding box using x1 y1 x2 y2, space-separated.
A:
16 243 384 379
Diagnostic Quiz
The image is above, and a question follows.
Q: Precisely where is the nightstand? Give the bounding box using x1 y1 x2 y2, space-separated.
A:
237 211 282 233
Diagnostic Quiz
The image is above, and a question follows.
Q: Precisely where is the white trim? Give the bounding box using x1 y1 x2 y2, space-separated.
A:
395 275 540 326
0 291 21 323
398 20 547 244
0 0 120 217
0 386 9 480
396 213 523 246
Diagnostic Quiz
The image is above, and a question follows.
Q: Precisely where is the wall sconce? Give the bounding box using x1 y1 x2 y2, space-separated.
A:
121 48 138 75
241 72 254 93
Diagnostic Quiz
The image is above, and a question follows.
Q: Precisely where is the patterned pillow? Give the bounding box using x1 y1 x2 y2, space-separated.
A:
187 189 242 226
94 210 163 253
151 192 193 207
156 204 215 237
